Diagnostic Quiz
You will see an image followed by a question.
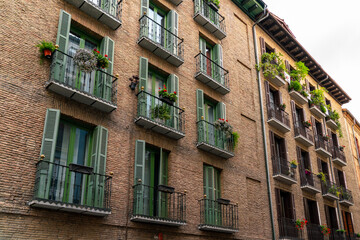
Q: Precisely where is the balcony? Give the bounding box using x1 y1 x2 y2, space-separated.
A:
332 146 347 166
193 0 226 40
321 181 340 201
131 184 186 226
265 75 286 88
167 0 182 5
307 224 324 240
267 105 291 133
278 218 303 240
326 116 338 131
194 53 230 95
329 229 346 240
135 91 185 140
294 122 314 147
198 198 238 233
339 187 354 206
314 135 332 158
272 157 297 185
309 104 326 119
196 120 234 159
64 0 122 30
46 50 118 113
28 160 112 216
289 90 308 106
300 172 321 194
138 15 184 67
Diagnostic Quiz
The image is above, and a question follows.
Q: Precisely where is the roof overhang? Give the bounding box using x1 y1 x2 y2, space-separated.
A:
232 0 266 21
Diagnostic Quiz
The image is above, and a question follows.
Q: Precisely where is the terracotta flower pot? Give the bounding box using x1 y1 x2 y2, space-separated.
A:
43 49 52 59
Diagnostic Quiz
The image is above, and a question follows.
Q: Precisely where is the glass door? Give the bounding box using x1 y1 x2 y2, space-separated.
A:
205 101 215 146
148 5 166 46
147 71 166 122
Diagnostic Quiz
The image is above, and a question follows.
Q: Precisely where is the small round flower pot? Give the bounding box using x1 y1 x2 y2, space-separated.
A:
159 96 174 106
43 49 52 59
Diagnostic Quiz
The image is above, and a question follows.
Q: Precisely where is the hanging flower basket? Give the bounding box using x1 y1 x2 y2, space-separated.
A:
73 49 97 73
214 119 233 139
303 120 312 128
158 85 177 105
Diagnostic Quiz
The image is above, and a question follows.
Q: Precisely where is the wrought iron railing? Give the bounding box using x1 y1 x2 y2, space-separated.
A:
132 184 186 223
197 120 234 153
49 49 118 105
199 198 238 230
195 52 229 89
300 172 321 191
332 146 346 163
267 104 290 128
307 223 324 240
339 187 353 204
33 160 112 210
194 0 226 33
329 229 346 240
136 91 185 133
314 135 331 153
321 180 340 198
139 15 184 60
87 0 123 21
278 217 301 239
272 157 296 181
294 121 313 143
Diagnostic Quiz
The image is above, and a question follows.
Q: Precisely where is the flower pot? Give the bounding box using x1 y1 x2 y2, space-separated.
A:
43 49 52 59
291 163 297 169
159 96 174 106
208 2 219 11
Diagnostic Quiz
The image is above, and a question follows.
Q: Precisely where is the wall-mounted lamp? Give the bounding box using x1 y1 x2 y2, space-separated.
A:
129 75 139 90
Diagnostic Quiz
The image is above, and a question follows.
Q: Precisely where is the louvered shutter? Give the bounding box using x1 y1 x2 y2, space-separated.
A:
216 102 226 149
37 109 60 199
297 146 304 184
158 148 168 217
264 81 271 112
167 10 178 55
291 193 296 220
275 188 282 218
199 37 207 73
197 89 205 143
311 116 317 144
269 131 278 174
99 37 114 101
291 101 297 130
285 60 290 74
138 57 148 117
54 10 71 83
259 37 266 56
140 0 149 15
167 74 179 130
134 140 146 215
203 165 215 225
327 128 333 152
213 44 224 84
303 198 310 222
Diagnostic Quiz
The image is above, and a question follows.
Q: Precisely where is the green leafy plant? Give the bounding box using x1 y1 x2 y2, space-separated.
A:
289 80 302 92
290 160 297 167
355 233 360 237
256 52 287 79
300 90 309 98
336 229 346 233
214 119 233 138
320 225 331 236
151 104 171 121
320 104 327 113
93 48 110 69
309 88 327 107
327 109 343 137
317 172 327 184
290 61 309 81
279 103 286 110
35 40 57 63
328 185 340 197
159 85 177 103
295 219 308 231
208 0 220 8
232 131 239 148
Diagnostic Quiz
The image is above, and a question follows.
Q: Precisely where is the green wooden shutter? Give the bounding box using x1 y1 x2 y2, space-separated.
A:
197 89 205 143
213 44 224 84
141 0 149 16
134 140 146 215
158 148 168 217
204 165 217 225
216 102 226 149
99 37 115 101
199 37 206 73
167 74 179 130
138 57 148 117
54 10 71 83
36 109 60 199
166 10 178 55
103 0 116 16
194 0 201 14
87 126 108 208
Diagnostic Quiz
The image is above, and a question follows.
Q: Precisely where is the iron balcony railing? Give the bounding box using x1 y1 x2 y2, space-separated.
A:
194 0 226 33
314 135 331 153
294 121 313 143
136 91 185 133
300 172 321 191
321 180 340 198
272 157 296 181
199 198 238 231
339 186 353 204
278 217 302 239
33 160 112 211
333 146 346 163
89 0 123 21
132 184 186 223
307 223 324 240
267 104 291 128
197 120 234 153
195 52 229 88
49 49 118 105
139 15 184 60
329 229 346 240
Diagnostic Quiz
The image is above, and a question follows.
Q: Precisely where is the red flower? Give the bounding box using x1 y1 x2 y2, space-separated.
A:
226 120 228 122
97 51 100 53
94 48 97 51
164 90 167 92
159 87 161 89
108 58 110 60
222 119 224 121
105 54 108 57
174 91 176 94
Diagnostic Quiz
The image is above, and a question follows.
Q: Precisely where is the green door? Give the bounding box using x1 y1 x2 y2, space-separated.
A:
203 165 221 225
204 100 216 146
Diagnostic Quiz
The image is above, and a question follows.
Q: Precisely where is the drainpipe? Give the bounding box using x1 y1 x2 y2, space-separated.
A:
352 119 360 163
252 7 276 240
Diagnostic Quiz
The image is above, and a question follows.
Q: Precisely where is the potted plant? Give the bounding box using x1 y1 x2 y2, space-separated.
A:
151 104 171 123
340 145 345 151
355 233 360 239
290 160 298 169
288 80 302 92
336 229 346 237
317 172 327 184
320 225 331 237
158 86 177 105
93 48 110 69
279 103 286 111
322 134 330 141
35 40 57 62
305 169 311 176
328 185 340 197
309 88 327 110
207 0 220 11
295 218 308 231
232 131 239 149
303 120 312 128
256 52 287 80
290 61 309 82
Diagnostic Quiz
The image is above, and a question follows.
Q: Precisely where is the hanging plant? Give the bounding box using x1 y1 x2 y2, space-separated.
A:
73 49 97 73
35 40 57 64
320 225 331 236
93 48 110 69
290 61 309 82
256 52 287 79
295 219 308 231
214 119 233 138
151 104 171 121
317 172 327 184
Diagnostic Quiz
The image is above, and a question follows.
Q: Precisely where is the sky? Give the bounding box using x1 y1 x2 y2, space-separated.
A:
263 0 360 121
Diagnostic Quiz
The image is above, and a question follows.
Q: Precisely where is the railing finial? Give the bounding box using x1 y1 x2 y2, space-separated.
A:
40 154 45 161
138 179 142 183
184 190 187 194
141 86 144 91
143 11 146 15
204 194 207 198
109 172 114 176
201 116 204 120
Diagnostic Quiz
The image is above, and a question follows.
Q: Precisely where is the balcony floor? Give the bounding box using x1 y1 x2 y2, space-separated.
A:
265 75 286 88
167 0 182 5
64 0 122 30
301 185 321 194
131 215 186 226
46 80 117 113
315 147 332 158
197 141 234 159
322 193 339 201
28 199 111 217
294 134 314 147
339 199 354 207
137 36 184 67
273 174 297 185
332 158 347 167
198 224 238 233
289 90 308 106
194 71 229 95
193 13 226 40
326 119 338 130
267 118 291 133
310 106 326 119
135 116 185 140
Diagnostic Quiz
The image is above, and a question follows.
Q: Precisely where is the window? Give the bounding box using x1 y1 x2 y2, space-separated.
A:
355 137 360 157
265 44 275 54
35 109 108 208
199 37 224 83
318 159 330 182
342 211 354 238
303 198 319 224
264 82 283 113
148 3 166 44
315 120 323 136
324 205 338 229
334 168 346 188
203 165 221 225
275 189 297 238
309 84 315 92
331 131 339 148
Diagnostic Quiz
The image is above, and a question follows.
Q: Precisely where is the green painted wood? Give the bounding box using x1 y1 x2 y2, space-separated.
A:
197 89 206 143
100 36 115 101
166 10 178 55
134 140 146 215
213 44 224 84
138 57 148 117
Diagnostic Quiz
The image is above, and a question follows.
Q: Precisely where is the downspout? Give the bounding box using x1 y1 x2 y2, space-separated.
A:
252 8 276 240
352 119 360 163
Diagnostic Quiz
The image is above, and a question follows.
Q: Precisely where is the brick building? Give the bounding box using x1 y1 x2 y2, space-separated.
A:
1 0 360 239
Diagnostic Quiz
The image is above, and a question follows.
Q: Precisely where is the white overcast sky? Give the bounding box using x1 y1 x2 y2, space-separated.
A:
263 0 360 120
